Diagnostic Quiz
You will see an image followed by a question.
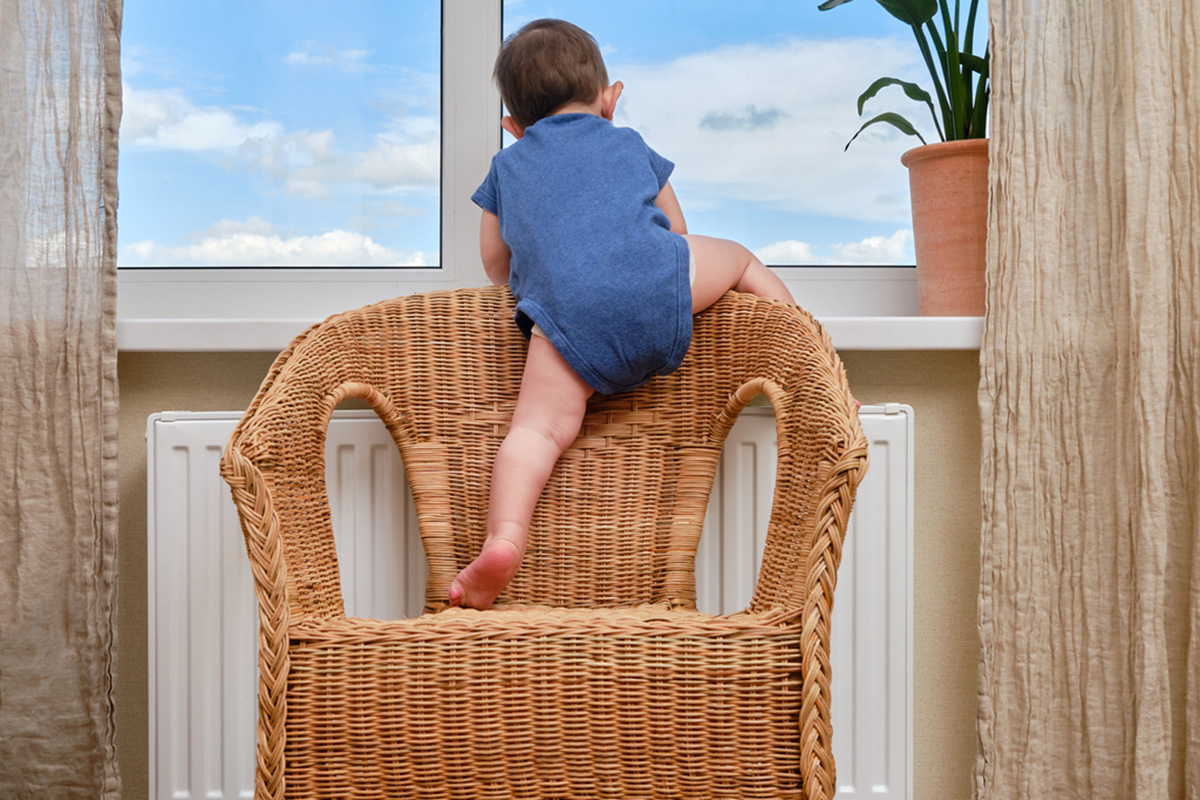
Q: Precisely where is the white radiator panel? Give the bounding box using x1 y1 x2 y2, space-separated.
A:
148 404 912 800
832 406 914 798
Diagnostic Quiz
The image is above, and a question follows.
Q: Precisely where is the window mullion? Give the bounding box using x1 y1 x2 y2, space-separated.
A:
441 0 502 287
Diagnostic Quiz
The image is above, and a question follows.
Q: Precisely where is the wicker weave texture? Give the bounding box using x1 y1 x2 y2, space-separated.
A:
221 286 868 800
286 606 803 800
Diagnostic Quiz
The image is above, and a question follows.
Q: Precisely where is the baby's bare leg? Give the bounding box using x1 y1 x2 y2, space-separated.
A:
684 233 795 313
448 335 593 609
682 235 855 408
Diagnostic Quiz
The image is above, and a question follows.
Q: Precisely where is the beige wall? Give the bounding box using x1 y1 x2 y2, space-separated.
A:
115 349 981 800
840 350 982 800
117 352 277 800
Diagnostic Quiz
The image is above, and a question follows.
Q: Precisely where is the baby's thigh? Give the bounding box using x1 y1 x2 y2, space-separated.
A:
683 234 752 313
511 336 594 445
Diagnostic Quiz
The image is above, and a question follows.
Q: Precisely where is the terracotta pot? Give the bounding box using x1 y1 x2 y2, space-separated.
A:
901 139 989 316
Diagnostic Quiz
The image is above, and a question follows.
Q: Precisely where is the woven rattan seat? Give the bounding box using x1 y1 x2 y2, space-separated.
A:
221 285 868 800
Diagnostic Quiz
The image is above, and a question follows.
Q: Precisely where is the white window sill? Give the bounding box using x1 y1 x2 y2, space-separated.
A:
115 265 983 351
821 316 983 350
115 315 983 352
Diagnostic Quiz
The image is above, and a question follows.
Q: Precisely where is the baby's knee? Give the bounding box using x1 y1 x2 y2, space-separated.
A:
515 409 583 455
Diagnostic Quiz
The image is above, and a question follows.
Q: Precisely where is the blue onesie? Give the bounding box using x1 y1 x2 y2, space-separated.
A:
471 113 692 395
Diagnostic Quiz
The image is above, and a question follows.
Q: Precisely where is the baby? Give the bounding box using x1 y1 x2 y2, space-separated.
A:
449 18 795 609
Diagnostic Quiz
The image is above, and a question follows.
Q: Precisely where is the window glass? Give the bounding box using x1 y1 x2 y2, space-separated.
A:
503 1 986 266
119 0 440 267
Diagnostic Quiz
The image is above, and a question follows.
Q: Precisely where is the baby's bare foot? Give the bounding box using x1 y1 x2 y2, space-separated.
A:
448 535 524 609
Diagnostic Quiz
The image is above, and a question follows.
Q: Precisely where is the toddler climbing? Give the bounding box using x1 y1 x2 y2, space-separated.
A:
449 18 796 609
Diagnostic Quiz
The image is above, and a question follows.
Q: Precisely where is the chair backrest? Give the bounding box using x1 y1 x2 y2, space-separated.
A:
222 286 866 620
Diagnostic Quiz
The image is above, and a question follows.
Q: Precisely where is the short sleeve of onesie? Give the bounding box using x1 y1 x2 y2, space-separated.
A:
645 146 673 191
471 161 499 215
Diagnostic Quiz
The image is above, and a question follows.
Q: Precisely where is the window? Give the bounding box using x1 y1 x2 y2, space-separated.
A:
119 0 440 268
117 2 497 338
117 1 981 347
502 0 981 266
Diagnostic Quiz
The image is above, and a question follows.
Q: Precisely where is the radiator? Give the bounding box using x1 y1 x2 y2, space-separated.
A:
147 404 913 799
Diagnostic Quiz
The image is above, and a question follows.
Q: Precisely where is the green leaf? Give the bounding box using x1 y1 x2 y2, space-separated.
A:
845 112 929 150
937 1 966 137
875 0 937 25
964 0 982 58
856 77 933 114
960 52 987 75
911 23 951 139
923 18 961 136
819 0 986 144
968 45 990 137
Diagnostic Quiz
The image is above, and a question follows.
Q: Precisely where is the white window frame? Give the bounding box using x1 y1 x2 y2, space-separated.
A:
115 0 920 352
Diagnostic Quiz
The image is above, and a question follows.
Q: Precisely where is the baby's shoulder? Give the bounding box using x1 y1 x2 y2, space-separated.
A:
578 124 653 167
602 122 648 146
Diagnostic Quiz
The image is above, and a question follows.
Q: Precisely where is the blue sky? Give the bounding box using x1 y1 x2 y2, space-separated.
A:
119 0 987 268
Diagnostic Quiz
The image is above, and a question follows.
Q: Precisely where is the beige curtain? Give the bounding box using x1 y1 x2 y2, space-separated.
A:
977 1 1200 798
0 0 122 796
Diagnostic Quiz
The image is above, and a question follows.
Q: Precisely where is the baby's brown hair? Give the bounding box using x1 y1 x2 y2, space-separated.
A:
494 19 608 131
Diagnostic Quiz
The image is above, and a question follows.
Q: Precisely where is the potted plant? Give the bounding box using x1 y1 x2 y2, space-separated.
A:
819 0 990 316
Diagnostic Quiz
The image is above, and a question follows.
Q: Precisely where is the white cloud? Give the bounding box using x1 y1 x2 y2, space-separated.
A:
284 42 375 73
201 216 276 239
121 84 282 150
351 137 440 188
348 199 429 232
121 45 147 79
120 217 434 267
234 129 336 176
611 37 931 224
755 239 819 265
283 179 331 199
121 83 440 195
755 229 913 265
831 229 913 264
371 199 427 218
232 127 439 195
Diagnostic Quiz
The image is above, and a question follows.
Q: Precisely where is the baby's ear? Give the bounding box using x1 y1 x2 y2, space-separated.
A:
501 116 525 139
600 81 623 121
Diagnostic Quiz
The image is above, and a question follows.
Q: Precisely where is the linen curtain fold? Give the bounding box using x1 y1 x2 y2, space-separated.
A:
977 1 1200 797
0 0 122 796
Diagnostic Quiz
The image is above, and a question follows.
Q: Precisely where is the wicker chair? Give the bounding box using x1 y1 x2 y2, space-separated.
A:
221 285 868 800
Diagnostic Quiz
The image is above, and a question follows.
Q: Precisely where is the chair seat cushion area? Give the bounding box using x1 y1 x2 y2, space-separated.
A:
282 604 807 799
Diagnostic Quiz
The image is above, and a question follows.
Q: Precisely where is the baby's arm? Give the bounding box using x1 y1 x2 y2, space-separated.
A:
479 210 511 285
655 181 687 234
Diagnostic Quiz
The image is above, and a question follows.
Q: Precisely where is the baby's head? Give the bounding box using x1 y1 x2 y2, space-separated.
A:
494 19 609 130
